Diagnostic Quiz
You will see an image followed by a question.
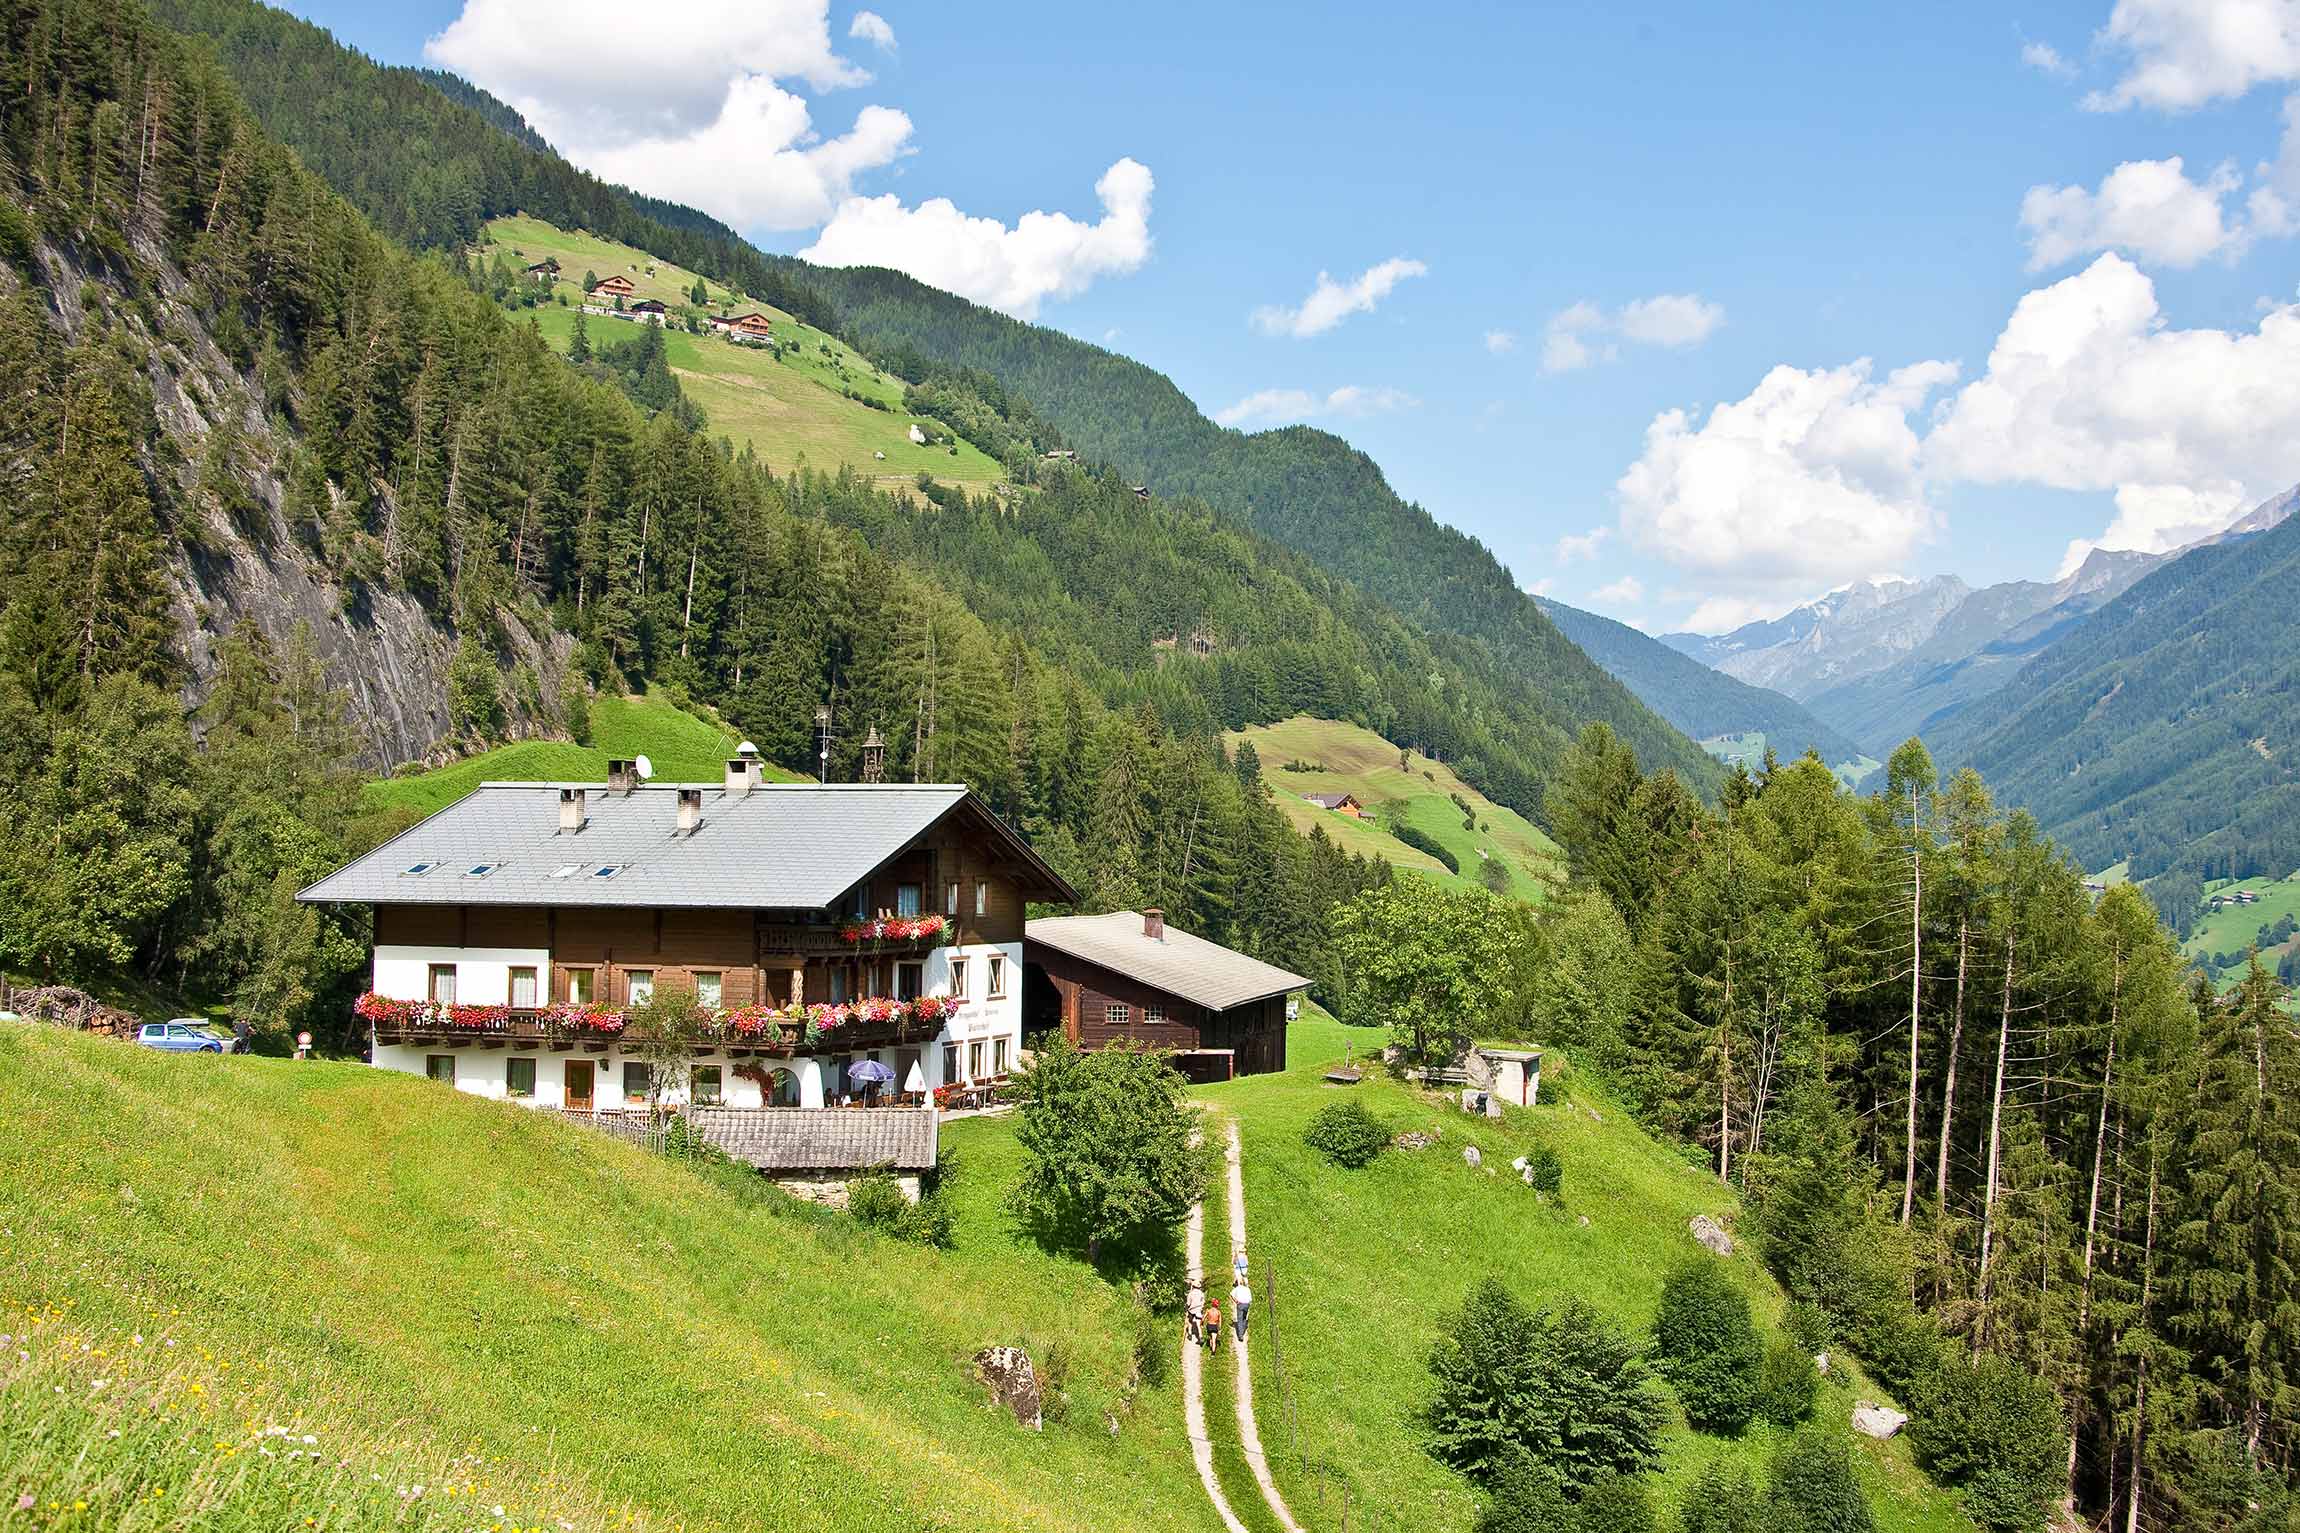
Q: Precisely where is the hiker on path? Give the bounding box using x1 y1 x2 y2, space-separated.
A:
1230 1276 1253 1342
1233 1251 1249 1286
1185 1283 1205 1347
1204 1298 1221 1354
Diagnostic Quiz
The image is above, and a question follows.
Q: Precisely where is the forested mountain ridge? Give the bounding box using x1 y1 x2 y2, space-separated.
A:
1932 501 2300 910
765 262 1723 790
1534 596 1865 766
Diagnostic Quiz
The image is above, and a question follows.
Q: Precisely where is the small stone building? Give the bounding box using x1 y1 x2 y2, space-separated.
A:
1023 909 1307 1080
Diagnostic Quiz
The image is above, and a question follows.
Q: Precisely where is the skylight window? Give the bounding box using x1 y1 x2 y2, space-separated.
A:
591 864 626 880
551 864 581 879
465 863 500 878
400 862 436 876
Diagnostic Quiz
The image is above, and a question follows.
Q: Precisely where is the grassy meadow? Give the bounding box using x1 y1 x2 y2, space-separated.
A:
364 692 806 818
1700 731 1879 791
484 216 1008 493
0 1023 1210 1533
2185 870 2300 1010
1222 716 1566 901
1195 1009 1974 1533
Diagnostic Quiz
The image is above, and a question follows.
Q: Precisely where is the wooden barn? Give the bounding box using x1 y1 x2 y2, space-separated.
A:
1024 909 1307 1080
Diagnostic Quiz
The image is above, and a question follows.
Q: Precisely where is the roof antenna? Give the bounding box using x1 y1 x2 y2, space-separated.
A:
633 754 654 782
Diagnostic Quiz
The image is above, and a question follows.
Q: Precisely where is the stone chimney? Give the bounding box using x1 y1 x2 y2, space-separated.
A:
676 787 704 835
1143 908 1165 940
558 787 587 834
724 756 760 797
606 759 637 797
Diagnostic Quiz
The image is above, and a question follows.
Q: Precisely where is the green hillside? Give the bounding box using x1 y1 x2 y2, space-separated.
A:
1702 731 1879 791
0 1021 1212 1533
1936 509 2300 890
486 216 1009 493
365 692 810 817
1203 1013 1969 1532
1224 717 1566 900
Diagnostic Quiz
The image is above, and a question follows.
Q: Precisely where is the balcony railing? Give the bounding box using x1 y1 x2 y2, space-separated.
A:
352 995 951 1055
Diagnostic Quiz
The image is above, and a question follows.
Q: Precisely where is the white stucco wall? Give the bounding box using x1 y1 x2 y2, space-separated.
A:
374 944 550 1007
366 937 1027 1105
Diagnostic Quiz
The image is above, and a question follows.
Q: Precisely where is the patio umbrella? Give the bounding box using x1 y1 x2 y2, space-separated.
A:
903 1058 928 1093
847 1059 895 1085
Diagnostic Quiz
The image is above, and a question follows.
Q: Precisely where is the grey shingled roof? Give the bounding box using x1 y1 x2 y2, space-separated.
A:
297 782 1073 908
1025 912 1310 1012
688 1106 938 1172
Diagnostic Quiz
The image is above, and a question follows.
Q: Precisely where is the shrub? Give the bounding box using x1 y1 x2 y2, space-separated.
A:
1651 1259 1763 1432
1577 1469 1657 1533
1676 1459 1764 1533
1305 1097 1389 1168
1524 1145 1563 1197
1478 1449 1574 1533
1756 1335 1819 1426
1766 1430 1874 1533
847 1171 911 1230
1428 1282 1665 1492
1131 1301 1168 1390
1784 1301 1832 1355
1905 1355 2064 1531
1389 821 1461 873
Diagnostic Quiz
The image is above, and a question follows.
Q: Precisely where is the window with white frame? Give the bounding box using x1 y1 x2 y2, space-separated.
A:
949 956 969 999
1105 1002 1129 1027
993 1037 1012 1075
968 1039 986 1079
975 882 988 917
1143 1004 1165 1026
988 955 1007 997
946 881 960 915
626 970 655 1005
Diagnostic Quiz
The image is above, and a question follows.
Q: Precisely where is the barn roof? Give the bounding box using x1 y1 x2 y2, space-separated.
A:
1025 912 1310 1012
684 1106 937 1173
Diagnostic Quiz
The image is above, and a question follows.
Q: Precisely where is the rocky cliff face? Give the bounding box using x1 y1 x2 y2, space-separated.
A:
25 234 568 770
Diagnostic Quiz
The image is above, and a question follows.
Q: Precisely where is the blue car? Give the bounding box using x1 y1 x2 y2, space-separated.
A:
135 1019 232 1053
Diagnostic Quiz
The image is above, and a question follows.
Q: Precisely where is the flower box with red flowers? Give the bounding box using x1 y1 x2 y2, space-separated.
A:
543 1002 628 1035
835 912 949 945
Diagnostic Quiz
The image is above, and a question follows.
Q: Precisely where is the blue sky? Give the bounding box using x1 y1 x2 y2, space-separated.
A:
291 0 2300 632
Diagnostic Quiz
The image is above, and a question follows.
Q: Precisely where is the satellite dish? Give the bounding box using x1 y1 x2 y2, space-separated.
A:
633 754 654 781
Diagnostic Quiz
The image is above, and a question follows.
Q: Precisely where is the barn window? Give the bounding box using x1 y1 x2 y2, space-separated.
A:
1143 1005 1165 1026
1105 1003 1129 1027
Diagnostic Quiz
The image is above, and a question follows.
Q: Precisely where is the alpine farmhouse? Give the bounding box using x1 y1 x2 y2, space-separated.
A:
297 753 1074 1114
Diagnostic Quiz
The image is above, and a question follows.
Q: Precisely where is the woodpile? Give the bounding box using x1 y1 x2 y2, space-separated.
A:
1 983 142 1037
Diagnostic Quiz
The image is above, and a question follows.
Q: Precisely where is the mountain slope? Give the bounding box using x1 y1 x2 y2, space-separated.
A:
1932 505 2300 888
0 1022 1213 1533
764 266 1723 790
1661 577 1975 701
1536 598 1865 765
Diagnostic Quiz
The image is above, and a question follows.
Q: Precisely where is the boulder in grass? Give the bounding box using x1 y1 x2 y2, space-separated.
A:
1462 1145 1482 1169
973 1346 1043 1431
1851 1401 1908 1439
1689 1214 1734 1256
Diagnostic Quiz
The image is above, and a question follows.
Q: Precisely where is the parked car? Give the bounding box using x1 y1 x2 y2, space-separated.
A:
135 1018 232 1053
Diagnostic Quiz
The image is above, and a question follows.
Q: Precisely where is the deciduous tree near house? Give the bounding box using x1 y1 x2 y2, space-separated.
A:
1331 879 1533 1063
1008 1038 1203 1266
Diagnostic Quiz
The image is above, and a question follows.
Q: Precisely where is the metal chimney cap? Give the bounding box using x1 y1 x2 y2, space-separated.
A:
736 741 760 757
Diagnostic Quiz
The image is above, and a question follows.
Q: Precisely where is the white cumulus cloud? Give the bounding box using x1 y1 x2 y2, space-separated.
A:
1541 294 1723 373
2084 0 2300 111
1927 252 2300 533
1252 258 1427 338
849 9 895 49
1590 575 1645 607
1554 527 1610 564
1213 385 1418 429
1616 358 1957 594
583 79 912 232
801 158 1154 319
2053 480 2254 573
1484 329 1517 354
2020 155 2249 268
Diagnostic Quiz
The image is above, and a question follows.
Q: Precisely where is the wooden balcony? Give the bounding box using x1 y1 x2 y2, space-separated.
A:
363 1007 943 1056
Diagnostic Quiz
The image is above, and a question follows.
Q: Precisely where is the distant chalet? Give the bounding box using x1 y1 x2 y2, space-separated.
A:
589 273 637 300
1024 908 1307 1080
1302 791 1366 818
710 311 775 343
